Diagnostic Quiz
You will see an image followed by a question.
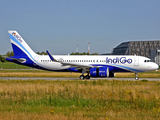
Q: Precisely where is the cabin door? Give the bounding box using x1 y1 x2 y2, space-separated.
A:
134 57 139 66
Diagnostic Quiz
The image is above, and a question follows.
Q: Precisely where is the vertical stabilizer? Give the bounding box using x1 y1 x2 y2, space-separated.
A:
8 30 37 57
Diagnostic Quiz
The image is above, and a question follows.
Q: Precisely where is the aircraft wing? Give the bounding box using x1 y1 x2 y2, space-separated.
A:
46 50 95 71
62 62 94 70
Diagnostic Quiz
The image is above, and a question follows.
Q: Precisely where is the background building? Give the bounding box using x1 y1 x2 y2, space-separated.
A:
112 41 160 65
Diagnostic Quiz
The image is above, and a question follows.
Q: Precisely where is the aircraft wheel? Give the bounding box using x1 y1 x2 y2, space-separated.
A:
109 72 115 77
135 77 139 80
86 75 90 79
79 75 85 79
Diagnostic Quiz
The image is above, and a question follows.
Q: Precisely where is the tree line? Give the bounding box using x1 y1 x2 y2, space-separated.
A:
0 51 99 62
0 51 13 62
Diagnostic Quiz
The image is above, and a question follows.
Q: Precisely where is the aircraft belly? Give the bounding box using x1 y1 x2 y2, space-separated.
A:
42 63 69 70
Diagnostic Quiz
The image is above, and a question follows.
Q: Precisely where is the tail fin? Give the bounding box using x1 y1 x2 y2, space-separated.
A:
8 30 36 57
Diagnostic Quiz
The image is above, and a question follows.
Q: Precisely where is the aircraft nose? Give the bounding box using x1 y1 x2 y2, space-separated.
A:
156 64 159 69
154 63 159 70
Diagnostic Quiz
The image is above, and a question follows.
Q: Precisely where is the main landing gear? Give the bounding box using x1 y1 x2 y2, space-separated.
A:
79 73 90 79
79 70 90 79
135 73 139 80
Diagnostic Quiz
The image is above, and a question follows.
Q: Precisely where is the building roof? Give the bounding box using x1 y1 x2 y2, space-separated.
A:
112 40 160 57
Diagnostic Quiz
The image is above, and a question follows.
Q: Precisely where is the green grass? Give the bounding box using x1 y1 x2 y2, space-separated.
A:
0 62 31 69
0 80 160 119
0 69 48 73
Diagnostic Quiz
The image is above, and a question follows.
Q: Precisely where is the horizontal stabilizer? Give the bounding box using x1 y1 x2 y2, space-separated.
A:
5 57 26 63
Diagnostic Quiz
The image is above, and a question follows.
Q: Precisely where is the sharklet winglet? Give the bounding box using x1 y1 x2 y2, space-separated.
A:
46 50 59 62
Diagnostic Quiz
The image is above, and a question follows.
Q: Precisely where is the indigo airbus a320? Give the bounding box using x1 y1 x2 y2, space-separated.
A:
6 31 158 80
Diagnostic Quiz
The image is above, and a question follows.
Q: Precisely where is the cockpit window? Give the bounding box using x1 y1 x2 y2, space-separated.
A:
144 60 152 62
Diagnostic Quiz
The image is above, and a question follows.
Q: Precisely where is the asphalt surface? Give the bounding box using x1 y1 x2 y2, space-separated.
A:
0 77 160 81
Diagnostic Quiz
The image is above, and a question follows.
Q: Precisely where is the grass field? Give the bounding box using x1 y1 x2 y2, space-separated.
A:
0 62 160 78
0 79 160 120
0 69 160 78
0 62 160 119
0 62 31 69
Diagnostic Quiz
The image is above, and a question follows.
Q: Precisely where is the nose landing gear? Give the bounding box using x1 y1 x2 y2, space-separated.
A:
135 73 139 80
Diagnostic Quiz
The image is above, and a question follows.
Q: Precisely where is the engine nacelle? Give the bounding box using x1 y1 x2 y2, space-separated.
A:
90 67 109 77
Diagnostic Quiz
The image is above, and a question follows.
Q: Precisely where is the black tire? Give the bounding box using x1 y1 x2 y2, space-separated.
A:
109 72 115 77
86 75 90 79
79 75 85 79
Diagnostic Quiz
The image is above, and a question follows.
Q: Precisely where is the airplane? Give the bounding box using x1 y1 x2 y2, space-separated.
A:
6 30 159 80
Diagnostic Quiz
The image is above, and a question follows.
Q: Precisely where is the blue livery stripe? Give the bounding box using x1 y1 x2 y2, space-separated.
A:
110 64 143 72
91 64 143 73
11 43 28 56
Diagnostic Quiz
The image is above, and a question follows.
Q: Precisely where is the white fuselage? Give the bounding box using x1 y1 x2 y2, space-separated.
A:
33 55 158 73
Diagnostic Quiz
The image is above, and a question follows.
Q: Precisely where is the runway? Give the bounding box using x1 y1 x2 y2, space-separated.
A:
0 77 160 81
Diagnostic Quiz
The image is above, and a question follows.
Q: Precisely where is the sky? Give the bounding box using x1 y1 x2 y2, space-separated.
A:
0 0 160 55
